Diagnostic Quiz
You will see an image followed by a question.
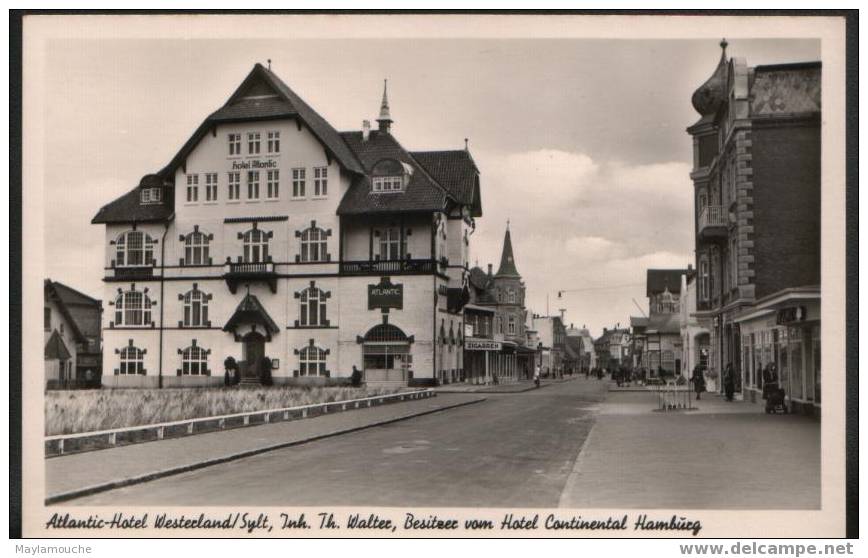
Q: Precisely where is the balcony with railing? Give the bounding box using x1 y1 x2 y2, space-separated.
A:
340 258 438 276
223 260 277 293
697 205 728 241
106 265 159 281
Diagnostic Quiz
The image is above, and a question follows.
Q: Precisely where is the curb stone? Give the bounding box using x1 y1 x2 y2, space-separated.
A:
45 396 486 505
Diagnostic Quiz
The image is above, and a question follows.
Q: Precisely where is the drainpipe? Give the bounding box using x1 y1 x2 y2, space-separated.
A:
157 216 173 389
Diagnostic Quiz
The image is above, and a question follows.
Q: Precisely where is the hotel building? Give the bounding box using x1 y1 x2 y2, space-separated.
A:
92 64 481 388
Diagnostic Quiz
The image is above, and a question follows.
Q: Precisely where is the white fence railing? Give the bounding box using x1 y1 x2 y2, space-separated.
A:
45 388 435 457
656 382 693 411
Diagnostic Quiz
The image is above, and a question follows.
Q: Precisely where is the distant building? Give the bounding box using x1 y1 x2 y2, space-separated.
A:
566 324 593 373
464 225 534 383
44 280 102 389
687 41 820 414
594 326 630 370
643 268 688 376
530 314 567 377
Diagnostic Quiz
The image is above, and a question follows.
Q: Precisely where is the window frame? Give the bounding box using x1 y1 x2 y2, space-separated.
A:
266 169 280 199
228 133 241 156
298 345 327 377
247 170 260 200
205 173 218 202
118 345 145 375
300 226 328 263
181 344 209 376
247 132 261 155
116 230 155 268
267 131 280 154
292 168 306 199
182 288 209 327
228 171 241 200
184 230 210 266
313 166 328 198
114 290 152 327
186 174 199 202
242 228 269 263
299 285 328 327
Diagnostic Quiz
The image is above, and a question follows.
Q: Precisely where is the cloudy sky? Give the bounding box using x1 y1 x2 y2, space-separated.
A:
40 30 819 337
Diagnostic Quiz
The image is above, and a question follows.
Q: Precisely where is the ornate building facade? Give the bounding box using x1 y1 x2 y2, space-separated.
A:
92 64 482 388
687 42 821 414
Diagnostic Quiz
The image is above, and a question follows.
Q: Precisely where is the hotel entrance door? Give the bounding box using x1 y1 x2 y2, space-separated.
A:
243 332 265 379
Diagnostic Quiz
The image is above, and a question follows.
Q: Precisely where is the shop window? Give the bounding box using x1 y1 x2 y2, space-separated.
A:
180 343 210 376
115 230 155 267
114 290 153 327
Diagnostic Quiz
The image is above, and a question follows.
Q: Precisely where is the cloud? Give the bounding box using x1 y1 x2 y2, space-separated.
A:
470 149 694 336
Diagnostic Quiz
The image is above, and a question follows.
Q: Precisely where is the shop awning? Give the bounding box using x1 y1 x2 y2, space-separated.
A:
223 294 280 336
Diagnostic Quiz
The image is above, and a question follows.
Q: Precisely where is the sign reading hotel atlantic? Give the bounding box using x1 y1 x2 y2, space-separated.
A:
231 159 278 170
368 277 403 311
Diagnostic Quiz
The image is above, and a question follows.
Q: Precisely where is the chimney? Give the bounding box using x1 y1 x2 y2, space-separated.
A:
487 264 493 276
362 120 371 142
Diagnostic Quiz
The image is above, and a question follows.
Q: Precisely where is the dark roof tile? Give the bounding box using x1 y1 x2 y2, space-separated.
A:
411 150 481 216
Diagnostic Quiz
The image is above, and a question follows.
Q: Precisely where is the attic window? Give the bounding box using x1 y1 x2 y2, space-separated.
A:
140 187 162 205
371 158 411 193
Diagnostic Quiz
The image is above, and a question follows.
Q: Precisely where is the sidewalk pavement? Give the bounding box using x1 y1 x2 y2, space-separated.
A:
46 392 485 504
559 389 820 509
437 375 579 394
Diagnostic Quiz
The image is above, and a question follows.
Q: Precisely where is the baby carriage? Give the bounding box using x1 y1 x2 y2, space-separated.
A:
764 382 788 414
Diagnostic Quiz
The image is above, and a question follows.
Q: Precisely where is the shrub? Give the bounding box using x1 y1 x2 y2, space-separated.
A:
350 366 362 387
224 370 231 387
259 357 273 386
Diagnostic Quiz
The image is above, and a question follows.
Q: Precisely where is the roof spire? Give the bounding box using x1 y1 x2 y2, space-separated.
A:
377 79 393 133
267 58 272 71
495 223 520 277
720 38 728 56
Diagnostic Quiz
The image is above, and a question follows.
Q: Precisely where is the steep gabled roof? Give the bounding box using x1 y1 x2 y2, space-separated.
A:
44 280 88 344
91 187 175 225
223 294 280 335
50 281 100 307
44 330 72 360
159 63 364 178
337 130 451 215
411 150 481 217
646 269 687 297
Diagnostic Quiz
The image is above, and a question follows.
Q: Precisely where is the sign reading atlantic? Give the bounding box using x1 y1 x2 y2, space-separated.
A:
368 277 403 311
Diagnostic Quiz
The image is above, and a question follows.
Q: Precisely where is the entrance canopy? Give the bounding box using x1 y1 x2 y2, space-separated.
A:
223 293 280 339
357 323 414 345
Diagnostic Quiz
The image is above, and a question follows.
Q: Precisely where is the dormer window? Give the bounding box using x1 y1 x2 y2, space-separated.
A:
373 176 404 193
371 158 411 194
140 187 162 205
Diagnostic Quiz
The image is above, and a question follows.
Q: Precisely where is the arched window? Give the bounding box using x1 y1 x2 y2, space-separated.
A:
118 344 145 375
114 290 152 326
298 344 327 376
300 227 328 262
508 315 516 335
116 231 154 267
508 290 516 304
183 288 209 327
184 230 210 265
181 344 209 376
242 228 269 263
299 284 328 327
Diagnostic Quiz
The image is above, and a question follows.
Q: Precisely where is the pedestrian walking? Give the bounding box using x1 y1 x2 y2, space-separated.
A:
724 363 735 402
690 365 706 400
534 364 541 388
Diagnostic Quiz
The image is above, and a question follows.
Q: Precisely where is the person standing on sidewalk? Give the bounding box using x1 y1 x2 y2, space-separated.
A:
723 363 735 402
691 365 706 400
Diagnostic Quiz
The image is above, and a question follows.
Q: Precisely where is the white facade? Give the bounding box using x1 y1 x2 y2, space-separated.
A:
95 65 477 388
